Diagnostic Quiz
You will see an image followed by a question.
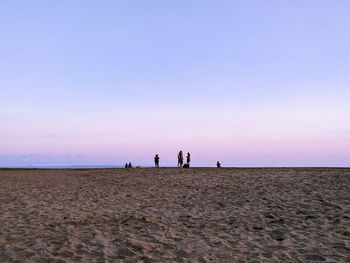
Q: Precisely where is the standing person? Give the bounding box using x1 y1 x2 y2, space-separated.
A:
186 152 191 167
177 151 184 168
177 151 183 168
154 154 160 168
217 161 221 168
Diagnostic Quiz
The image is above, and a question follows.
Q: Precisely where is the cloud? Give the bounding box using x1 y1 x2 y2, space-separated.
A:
0 133 116 139
0 153 88 167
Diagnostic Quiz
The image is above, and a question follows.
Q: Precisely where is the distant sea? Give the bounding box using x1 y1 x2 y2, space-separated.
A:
1 165 140 169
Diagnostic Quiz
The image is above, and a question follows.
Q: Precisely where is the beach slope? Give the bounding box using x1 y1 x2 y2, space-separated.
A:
0 168 349 262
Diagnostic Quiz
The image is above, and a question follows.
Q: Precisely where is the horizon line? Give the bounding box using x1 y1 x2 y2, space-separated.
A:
1 165 349 169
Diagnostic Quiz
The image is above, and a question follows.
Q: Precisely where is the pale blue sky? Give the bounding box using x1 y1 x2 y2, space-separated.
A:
1 1 349 167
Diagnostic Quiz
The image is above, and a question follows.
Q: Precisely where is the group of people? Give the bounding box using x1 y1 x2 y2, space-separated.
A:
155 151 221 168
154 151 190 168
125 162 132 168
126 153 222 168
176 151 191 168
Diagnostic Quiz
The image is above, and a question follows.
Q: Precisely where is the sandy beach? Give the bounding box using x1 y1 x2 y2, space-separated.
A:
0 168 349 262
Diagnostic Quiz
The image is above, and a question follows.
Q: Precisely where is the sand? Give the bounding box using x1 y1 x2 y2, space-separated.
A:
0 167 349 262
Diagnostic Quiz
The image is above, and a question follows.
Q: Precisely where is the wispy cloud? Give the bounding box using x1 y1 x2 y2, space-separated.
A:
0 133 117 139
0 153 88 167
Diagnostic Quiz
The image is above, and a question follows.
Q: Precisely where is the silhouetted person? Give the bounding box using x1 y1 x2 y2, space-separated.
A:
128 162 132 168
183 163 189 168
154 154 160 168
178 151 183 168
125 163 128 168
186 152 191 167
217 161 221 168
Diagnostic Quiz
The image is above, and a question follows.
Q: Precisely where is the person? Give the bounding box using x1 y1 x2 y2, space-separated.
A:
154 154 160 168
128 162 132 168
177 151 183 168
125 163 128 168
186 152 191 167
217 161 221 168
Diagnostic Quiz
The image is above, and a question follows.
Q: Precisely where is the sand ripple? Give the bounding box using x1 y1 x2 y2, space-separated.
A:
0 168 349 262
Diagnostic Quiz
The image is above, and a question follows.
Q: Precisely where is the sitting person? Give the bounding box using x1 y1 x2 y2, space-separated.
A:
216 161 221 168
183 163 190 168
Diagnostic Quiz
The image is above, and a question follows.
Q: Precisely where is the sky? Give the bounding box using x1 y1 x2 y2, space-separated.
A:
1 0 349 167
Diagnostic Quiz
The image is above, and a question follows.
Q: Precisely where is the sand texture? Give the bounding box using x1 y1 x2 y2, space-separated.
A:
0 168 349 262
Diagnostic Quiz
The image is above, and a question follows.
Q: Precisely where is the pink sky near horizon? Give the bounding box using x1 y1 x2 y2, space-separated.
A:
2 97 349 167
